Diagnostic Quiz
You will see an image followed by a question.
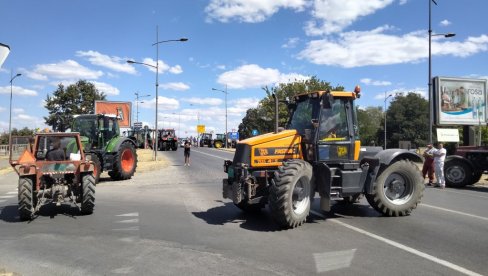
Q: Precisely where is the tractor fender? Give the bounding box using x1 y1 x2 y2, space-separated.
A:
109 137 136 153
373 149 422 166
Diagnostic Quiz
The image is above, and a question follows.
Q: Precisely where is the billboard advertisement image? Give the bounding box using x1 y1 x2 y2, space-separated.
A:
95 101 132 128
0 43 10 68
435 77 487 126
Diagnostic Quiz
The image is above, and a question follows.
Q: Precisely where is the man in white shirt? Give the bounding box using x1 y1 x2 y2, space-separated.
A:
433 143 447 188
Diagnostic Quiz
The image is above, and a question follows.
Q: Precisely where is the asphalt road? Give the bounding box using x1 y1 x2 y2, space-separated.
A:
0 147 487 275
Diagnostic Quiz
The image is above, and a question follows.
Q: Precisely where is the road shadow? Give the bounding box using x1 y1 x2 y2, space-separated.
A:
458 185 488 194
0 203 86 223
192 201 282 232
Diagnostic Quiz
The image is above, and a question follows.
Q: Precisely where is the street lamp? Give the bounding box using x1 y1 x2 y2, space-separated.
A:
384 92 393 149
127 27 187 161
134 92 150 124
212 85 228 148
428 0 456 144
9 71 21 152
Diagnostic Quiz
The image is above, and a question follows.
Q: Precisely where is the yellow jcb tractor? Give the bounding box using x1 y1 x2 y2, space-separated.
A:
223 86 424 229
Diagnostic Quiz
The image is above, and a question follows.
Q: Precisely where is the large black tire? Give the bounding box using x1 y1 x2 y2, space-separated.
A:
269 160 313 228
366 160 424 216
214 141 223 149
232 180 264 212
110 142 137 181
445 159 472 188
80 174 96 214
18 177 36 221
88 153 101 184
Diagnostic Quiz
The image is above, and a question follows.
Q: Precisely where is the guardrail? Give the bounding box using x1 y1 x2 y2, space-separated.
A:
0 144 29 156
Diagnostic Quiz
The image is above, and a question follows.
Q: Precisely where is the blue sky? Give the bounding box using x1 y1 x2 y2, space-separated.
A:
1 0 487 138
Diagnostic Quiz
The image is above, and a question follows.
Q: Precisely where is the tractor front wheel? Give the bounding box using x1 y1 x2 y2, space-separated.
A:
269 159 313 228
110 142 137 180
80 174 96 214
366 160 423 216
88 153 101 183
18 177 36 221
214 141 223 149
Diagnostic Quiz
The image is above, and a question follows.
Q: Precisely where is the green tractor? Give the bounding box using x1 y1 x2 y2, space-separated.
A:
72 114 138 182
213 134 225 148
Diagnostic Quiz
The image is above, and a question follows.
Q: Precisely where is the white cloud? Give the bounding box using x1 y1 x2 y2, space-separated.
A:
91 81 120 96
216 65 226 70
139 96 179 111
361 78 392 86
373 87 427 100
24 60 103 80
77 50 137 74
0 85 38 96
160 82 190 91
139 58 183 75
13 108 24 113
440 19 451 27
217 64 310 89
282 37 300 48
399 0 408 5
182 97 223 106
304 0 395 36
205 0 308 23
298 26 488 68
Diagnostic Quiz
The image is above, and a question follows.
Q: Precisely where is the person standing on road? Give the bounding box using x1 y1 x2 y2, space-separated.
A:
184 140 191 166
433 142 447 188
422 144 436 185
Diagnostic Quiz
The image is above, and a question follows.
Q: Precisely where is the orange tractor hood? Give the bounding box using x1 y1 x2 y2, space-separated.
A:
239 129 299 146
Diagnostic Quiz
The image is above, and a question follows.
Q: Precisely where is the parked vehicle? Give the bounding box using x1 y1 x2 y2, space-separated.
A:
158 129 178 151
444 146 488 187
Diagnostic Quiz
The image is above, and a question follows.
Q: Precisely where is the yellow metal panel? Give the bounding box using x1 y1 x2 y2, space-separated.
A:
354 140 361 161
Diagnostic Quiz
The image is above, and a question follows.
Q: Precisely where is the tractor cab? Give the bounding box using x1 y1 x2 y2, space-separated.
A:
287 88 361 164
73 114 120 150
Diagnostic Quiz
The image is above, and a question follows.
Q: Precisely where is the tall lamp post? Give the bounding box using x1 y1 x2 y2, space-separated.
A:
212 85 228 148
428 0 455 144
9 71 21 152
127 28 187 161
134 92 150 124
384 92 392 149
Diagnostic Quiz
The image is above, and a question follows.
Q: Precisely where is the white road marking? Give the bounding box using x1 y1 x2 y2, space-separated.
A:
0 195 15 199
314 249 356 273
192 149 229 160
116 219 139 224
116 212 139 217
112 226 140 231
6 191 17 195
310 210 483 276
111 266 134 274
420 204 488 222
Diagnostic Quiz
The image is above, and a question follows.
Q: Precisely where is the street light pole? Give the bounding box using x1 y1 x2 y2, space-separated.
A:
384 91 392 149
9 70 21 153
212 85 228 148
126 30 187 161
428 0 455 144
134 92 150 124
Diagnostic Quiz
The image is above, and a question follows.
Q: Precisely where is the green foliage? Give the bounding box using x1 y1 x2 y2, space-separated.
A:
357 106 383 146
0 127 35 144
44 80 106 132
238 76 344 139
386 93 429 148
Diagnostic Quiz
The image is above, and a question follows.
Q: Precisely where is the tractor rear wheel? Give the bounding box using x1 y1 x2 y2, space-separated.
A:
214 141 223 149
110 142 137 180
80 174 96 214
18 177 36 221
445 159 472 188
366 160 423 216
88 153 101 184
269 159 313 228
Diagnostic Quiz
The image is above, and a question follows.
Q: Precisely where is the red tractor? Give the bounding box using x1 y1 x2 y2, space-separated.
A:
9 132 96 220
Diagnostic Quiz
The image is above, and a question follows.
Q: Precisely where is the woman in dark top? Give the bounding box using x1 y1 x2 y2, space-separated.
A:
184 140 191 166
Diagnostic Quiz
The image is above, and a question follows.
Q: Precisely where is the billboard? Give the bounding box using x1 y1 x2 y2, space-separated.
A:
434 77 487 125
0 43 10 68
95 101 132 128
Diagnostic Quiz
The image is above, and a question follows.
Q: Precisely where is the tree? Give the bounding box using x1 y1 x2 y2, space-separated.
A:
44 80 106 131
238 77 344 138
357 106 383 146
386 93 429 148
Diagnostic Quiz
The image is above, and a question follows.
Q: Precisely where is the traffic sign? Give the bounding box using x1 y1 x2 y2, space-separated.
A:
197 125 205 133
229 132 239 140
134 122 143 129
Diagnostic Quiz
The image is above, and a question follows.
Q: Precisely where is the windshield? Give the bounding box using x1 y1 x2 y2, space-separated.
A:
72 117 97 140
318 99 349 141
288 97 320 135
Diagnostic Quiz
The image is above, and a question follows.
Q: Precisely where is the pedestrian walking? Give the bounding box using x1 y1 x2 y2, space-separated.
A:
422 144 435 185
433 142 447 188
184 140 191 166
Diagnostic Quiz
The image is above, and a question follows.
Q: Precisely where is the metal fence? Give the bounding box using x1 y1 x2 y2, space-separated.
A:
0 144 29 156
